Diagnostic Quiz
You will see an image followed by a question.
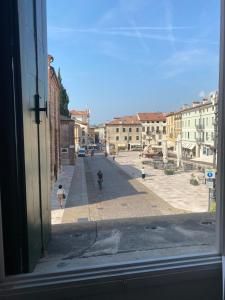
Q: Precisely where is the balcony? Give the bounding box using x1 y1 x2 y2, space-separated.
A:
146 131 156 136
195 124 205 130
196 137 204 143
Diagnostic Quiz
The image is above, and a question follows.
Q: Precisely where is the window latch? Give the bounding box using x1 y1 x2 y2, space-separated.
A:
32 94 48 124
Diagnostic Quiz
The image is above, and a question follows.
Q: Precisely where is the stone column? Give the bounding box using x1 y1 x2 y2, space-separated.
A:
176 134 182 168
162 140 168 164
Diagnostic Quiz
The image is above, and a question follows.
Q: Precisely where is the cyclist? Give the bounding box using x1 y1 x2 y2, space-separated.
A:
97 170 103 190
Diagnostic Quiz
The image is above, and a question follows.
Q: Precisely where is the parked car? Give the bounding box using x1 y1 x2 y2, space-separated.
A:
78 148 86 157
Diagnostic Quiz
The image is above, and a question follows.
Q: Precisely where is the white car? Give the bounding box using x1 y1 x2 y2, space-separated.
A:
78 148 86 157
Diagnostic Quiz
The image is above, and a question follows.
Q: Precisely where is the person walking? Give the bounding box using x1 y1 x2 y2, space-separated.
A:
97 170 103 190
57 185 66 208
141 167 146 180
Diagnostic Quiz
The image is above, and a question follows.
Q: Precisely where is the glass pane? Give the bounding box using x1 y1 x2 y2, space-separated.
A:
35 0 219 273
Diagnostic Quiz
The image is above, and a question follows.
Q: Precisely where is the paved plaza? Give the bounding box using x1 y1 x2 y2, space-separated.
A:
34 153 215 274
110 151 209 212
51 154 185 226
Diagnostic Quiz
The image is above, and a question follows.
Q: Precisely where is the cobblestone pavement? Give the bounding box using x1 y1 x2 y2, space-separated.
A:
111 152 209 212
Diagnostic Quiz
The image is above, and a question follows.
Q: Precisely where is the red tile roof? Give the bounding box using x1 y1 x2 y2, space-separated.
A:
137 112 166 121
70 109 90 117
107 115 141 125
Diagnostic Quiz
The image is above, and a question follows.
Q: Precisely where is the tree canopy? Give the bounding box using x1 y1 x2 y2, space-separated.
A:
58 68 70 117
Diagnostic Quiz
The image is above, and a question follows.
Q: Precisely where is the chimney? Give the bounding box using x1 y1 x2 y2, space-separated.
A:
202 98 209 104
192 101 200 107
181 104 190 110
210 91 218 105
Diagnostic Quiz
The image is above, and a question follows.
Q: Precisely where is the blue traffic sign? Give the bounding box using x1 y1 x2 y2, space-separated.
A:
205 169 216 179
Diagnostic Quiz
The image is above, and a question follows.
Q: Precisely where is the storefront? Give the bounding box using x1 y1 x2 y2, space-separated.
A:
182 143 196 158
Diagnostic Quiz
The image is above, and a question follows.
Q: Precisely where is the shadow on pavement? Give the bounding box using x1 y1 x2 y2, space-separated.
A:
36 212 216 274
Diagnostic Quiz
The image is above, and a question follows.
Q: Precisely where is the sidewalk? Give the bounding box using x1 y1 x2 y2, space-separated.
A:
51 165 75 224
109 152 209 213
62 158 91 224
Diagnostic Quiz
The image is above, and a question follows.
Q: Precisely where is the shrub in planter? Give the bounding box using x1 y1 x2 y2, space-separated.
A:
210 201 216 213
190 173 199 185
190 179 199 185
164 169 174 175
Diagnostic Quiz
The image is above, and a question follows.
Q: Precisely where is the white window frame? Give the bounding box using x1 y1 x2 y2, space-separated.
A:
0 0 224 297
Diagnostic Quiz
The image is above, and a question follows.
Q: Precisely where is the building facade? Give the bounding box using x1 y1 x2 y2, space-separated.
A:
137 113 166 148
106 116 142 152
174 112 182 143
70 109 90 150
94 124 106 145
166 111 182 151
166 112 175 150
88 126 96 144
48 55 61 184
181 92 218 161
60 116 75 165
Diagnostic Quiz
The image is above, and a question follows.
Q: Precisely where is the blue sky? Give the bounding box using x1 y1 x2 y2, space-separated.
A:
47 0 220 124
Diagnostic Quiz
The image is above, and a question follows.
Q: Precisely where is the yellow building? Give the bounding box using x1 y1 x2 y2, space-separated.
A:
106 115 142 152
166 112 175 150
166 111 182 150
174 111 182 141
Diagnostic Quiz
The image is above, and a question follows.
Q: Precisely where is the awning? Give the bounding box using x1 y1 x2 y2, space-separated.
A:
182 143 195 150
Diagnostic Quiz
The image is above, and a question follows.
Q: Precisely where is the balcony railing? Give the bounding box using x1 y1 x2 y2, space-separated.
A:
195 124 205 130
196 137 204 143
146 130 162 135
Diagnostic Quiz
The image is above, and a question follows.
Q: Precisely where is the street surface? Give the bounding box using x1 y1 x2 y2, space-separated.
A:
34 153 215 274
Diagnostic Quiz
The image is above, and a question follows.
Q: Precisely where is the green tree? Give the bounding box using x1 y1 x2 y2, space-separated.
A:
58 68 70 117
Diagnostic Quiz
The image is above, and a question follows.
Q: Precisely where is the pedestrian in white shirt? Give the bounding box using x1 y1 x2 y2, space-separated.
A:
57 185 66 208
141 167 146 180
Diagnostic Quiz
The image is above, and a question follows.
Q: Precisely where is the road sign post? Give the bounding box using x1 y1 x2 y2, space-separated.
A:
205 169 216 212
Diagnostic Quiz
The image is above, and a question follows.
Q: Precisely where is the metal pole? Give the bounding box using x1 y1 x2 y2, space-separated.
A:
213 101 218 169
208 187 211 212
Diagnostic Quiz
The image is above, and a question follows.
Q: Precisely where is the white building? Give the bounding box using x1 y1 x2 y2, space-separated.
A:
181 92 218 162
137 113 166 148
94 124 106 144
70 109 90 150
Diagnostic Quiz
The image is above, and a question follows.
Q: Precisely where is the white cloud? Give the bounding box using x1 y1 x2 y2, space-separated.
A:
47 25 217 46
164 0 176 51
198 90 206 98
160 49 218 78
